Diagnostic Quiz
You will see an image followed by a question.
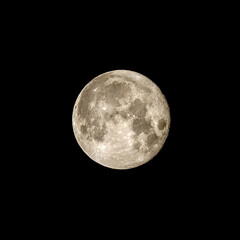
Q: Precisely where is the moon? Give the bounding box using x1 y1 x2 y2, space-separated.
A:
72 70 170 169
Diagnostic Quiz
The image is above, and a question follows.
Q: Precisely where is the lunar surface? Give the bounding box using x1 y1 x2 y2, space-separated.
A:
72 70 170 169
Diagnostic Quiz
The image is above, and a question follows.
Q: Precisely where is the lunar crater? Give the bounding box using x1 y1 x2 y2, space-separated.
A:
72 70 170 169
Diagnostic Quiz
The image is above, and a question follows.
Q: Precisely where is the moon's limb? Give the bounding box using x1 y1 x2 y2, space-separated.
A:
72 70 170 169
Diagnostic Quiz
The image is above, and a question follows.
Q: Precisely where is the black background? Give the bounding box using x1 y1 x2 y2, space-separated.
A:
9 4 225 231
3 2 237 236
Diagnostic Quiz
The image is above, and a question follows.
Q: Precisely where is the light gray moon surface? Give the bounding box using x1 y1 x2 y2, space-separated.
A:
72 70 170 169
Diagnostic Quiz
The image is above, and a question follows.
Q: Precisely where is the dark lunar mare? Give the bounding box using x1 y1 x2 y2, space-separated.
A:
129 98 161 150
77 74 132 142
158 119 166 130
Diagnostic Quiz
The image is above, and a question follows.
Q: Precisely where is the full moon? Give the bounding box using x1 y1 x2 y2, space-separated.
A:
72 70 170 169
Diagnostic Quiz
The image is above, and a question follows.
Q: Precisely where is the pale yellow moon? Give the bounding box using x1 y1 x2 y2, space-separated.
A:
72 70 170 169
